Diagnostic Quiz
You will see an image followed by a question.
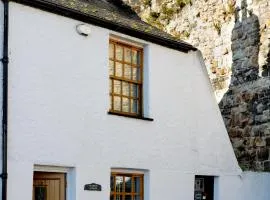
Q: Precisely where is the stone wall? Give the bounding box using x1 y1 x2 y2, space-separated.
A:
124 0 270 171
220 78 270 171
219 0 270 171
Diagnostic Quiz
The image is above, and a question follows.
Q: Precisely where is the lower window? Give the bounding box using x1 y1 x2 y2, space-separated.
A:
110 172 144 200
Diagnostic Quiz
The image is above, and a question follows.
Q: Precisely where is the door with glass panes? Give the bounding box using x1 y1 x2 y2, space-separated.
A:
33 172 66 200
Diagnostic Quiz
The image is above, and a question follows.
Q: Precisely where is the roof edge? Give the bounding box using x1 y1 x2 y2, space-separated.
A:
11 0 197 53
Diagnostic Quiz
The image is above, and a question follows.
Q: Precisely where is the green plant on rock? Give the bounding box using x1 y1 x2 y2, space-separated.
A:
173 30 190 40
239 163 250 171
149 11 160 19
227 0 236 14
176 0 192 8
145 15 164 30
181 30 190 38
162 5 174 16
267 19 270 28
160 4 175 21
213 20 222 35
223 0 236 19
172 32 181 39
141 0 152 7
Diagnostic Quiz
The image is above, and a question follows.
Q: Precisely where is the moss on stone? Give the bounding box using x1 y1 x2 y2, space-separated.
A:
176 0 192 8
141 0 152 7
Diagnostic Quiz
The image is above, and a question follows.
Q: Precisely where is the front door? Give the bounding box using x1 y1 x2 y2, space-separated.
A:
33 172 66 200
194 176 214 200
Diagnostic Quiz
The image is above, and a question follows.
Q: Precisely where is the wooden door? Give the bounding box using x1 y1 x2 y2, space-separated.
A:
33 172 66 200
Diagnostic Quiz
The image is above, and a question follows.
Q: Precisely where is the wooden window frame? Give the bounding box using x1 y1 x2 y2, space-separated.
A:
110 172 144 200
109 39 144 117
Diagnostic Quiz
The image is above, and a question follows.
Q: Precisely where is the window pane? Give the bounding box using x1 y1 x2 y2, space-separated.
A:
134 177 141 193
35 187 46 200
116 176 124 192
124 65 132 79
110 194 114 200
109 60 114 76
131 99 138 114
113 80 121 95
114 96 121 111
132 67 140 81
124 48 132 63
134 195 142 200
132 50 140 65
109 43 114 59
109 79 112 93
122 82 130 96
115 195 121 200
116 46 123 61
110 95 112 110
130 84 138 98
110 176 114 192
115 62 123 77
122 97 129 113
124 195 132 200
125 176 132 193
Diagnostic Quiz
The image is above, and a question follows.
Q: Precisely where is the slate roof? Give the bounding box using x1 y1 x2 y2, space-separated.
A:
12 0 196 52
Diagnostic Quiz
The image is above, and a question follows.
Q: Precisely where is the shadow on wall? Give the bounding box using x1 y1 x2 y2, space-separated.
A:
230 0 260 86
219 0 270 171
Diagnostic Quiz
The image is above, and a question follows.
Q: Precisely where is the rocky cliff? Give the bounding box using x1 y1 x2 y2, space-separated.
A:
124 0 270 171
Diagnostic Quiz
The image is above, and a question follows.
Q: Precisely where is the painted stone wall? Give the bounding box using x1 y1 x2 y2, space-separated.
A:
124 0 270 171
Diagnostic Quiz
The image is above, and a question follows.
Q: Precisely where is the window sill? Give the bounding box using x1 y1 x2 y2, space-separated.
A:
108 111 154 121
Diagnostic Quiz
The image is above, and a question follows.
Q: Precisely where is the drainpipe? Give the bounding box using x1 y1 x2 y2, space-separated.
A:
1 0 9 200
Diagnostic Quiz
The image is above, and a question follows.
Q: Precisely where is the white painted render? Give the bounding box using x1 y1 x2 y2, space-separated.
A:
215 172 270 200
1 2 269 200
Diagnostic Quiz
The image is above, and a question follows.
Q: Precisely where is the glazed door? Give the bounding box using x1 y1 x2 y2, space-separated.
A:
194 176 214 200
33 172 66 200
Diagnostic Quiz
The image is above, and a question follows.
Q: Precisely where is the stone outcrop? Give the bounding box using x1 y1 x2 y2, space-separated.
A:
124 0 270 171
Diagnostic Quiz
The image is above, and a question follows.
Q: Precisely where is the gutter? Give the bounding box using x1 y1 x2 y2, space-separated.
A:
12 0 197 53
0 0 9 200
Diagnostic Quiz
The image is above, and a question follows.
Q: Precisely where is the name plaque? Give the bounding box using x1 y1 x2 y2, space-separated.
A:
84 183 102 191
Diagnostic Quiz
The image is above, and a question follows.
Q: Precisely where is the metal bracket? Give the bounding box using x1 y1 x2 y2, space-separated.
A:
1 56 9 64
0 173 8 179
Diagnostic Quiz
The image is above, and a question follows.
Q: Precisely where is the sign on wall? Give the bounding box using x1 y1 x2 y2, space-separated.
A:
84 183 102 191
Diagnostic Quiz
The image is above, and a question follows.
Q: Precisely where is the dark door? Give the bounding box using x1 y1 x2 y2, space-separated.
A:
194 175 214 200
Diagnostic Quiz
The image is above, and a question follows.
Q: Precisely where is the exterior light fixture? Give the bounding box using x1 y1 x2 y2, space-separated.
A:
76 24 91 36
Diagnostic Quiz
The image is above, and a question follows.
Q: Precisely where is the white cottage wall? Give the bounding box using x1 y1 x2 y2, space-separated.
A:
5 2 270 200
215 172 270 200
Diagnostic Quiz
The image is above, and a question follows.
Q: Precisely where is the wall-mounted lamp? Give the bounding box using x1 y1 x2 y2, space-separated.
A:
76 24 91 36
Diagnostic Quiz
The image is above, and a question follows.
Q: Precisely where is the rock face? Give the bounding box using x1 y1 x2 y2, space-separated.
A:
124 0 270 171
